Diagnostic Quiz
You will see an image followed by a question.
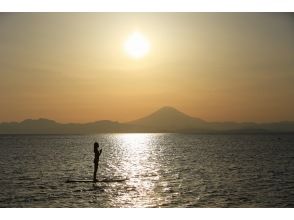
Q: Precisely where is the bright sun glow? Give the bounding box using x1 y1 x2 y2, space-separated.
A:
124 32 150 59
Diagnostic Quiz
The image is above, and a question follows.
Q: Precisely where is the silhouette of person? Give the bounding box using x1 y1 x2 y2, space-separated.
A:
93 142 102 182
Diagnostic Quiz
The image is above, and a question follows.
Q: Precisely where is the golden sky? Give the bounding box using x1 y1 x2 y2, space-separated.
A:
0 13 294 123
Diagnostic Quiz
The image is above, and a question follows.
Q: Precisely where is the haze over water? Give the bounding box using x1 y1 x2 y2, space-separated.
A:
1 133 294 208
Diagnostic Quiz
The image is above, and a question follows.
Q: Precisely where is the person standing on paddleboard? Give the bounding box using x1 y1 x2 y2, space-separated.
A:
93 142 102 182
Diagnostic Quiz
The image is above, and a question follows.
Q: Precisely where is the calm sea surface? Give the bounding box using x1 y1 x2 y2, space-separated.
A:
0 133 294 207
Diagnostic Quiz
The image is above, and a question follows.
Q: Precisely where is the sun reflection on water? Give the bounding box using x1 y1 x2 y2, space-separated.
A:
113 133 161 207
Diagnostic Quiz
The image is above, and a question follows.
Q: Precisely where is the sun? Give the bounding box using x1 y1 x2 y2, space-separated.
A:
124 32 150 59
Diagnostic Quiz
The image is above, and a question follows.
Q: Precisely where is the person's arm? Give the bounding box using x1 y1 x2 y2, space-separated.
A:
99 149 102 155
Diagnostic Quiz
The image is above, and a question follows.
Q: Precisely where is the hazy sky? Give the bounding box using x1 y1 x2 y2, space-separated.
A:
1 13 294 123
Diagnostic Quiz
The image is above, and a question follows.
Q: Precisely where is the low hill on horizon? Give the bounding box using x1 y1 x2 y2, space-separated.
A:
1 106 294 134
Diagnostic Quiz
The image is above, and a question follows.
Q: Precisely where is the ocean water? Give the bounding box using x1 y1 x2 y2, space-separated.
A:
0 133 294 208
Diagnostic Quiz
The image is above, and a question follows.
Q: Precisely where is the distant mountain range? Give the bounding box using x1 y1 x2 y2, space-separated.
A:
1 106 294 134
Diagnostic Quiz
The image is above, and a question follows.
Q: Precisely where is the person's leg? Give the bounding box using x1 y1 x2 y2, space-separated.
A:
93 162 98 181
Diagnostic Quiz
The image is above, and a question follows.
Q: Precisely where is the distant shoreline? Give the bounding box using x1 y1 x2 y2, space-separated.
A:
1 132 294 135
1 107 294 134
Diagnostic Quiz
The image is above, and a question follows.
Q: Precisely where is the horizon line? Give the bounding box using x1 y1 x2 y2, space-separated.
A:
1 106 293 124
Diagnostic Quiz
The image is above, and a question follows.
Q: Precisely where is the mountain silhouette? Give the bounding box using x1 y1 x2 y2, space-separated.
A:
128 106 208 132
0 119 132 134
0 106 294 134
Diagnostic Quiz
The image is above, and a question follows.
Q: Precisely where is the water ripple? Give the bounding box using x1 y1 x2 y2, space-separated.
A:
0 134 294 207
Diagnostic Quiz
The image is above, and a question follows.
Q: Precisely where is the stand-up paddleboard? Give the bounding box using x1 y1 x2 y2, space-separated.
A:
66 178 128 183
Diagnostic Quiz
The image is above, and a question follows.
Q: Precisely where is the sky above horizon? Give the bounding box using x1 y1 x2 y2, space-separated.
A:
0 13 294 123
